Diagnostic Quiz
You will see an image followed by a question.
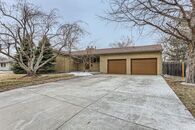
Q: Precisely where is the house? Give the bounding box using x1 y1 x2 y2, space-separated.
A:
0 57 12 71
55 44 163 75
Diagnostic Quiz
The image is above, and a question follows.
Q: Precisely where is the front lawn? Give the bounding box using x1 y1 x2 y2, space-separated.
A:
0 72 74 92
165 76 195 117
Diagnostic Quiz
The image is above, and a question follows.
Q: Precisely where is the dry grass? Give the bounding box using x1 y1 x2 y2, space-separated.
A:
165 77 195 117
0 72 74 92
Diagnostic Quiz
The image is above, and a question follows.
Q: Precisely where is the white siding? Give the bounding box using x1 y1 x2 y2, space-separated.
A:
0 62 11 71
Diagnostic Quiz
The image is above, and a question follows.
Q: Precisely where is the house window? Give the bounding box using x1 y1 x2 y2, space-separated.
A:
92 57 100 63
1 63 6 67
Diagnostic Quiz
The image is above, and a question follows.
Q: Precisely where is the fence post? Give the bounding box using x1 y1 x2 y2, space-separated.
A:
182 62 185 81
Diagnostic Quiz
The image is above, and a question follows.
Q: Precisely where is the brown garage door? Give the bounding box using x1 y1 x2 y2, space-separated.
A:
131 58 157 75
108 59 126 74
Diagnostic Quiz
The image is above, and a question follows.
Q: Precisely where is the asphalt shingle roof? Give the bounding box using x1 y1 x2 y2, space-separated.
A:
0 56 12 63
59 44 162 56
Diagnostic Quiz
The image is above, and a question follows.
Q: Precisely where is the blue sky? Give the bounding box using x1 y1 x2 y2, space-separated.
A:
9 0 160 49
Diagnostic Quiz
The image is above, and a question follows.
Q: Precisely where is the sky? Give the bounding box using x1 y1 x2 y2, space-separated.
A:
8 0 160 49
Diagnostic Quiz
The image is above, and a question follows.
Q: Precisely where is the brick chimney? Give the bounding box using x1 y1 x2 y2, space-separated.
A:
86 46 96 54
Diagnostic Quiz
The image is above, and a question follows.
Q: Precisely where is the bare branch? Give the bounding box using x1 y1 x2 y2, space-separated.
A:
105 0 193 44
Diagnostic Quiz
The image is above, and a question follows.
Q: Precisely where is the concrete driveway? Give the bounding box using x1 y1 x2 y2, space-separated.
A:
0 75 195 130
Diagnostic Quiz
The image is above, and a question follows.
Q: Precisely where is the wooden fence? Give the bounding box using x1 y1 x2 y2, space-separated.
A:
163 62 186 77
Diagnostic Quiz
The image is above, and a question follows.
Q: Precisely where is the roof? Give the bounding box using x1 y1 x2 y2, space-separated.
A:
0 57 13 63
58 44 163 56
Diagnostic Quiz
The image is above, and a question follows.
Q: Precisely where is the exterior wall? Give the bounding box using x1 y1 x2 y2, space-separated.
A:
100 52 162 75
0 62 11 71
72 62 99 72
55 55 77 72
56 51 162 74
55 55 100 72
91 62 100 72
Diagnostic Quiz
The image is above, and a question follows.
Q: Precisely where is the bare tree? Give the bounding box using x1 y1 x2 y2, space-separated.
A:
159 36 187 62
82 46 96 72
57 22 85 71
105 0 195 83
0 0 84 76
58 22 85 54
109 36 134 48
161 36 187 62
72 45 97 72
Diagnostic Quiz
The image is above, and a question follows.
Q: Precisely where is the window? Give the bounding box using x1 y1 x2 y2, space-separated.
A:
92 57 100 63
1 63 6 67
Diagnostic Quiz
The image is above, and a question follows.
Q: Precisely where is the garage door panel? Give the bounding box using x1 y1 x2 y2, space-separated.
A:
108 59 126 74
131 58 157 75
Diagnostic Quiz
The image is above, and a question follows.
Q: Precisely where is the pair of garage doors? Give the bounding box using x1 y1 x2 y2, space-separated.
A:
108 58 157 75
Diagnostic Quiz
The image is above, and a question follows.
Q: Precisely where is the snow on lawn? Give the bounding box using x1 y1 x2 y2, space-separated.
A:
0 71 13 74
68 72 93 77
181 82 195 86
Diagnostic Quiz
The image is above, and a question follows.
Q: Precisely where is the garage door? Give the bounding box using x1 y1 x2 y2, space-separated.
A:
108 59 126 74
131 58 157 75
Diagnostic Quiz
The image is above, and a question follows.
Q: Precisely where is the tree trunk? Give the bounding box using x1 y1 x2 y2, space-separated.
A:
186 49 195 83
186 24 195 83
26 70 37 77
83 62 86 72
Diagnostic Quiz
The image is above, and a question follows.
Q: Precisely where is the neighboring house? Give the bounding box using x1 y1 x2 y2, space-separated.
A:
0 57 12 71
55 44 163 75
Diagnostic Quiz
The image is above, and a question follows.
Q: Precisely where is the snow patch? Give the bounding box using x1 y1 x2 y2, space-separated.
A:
68 72 93 77
0 71 12 74
181 82 195 87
